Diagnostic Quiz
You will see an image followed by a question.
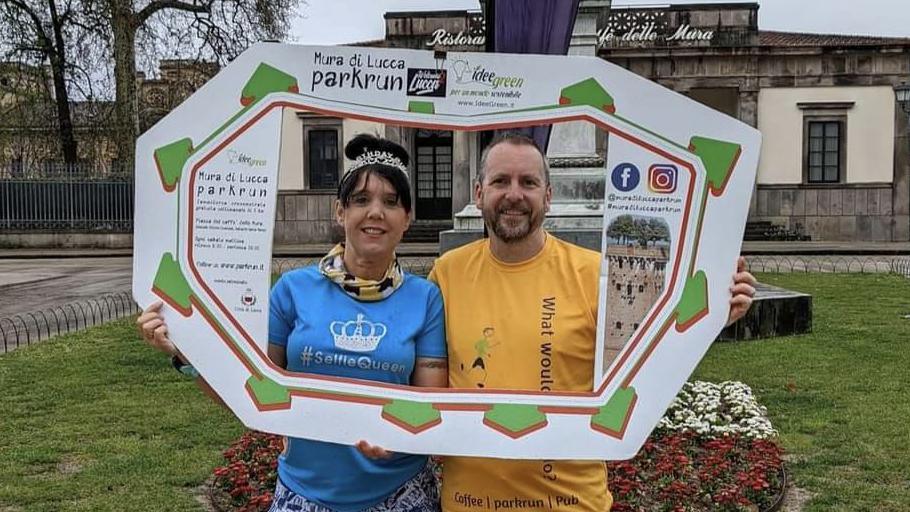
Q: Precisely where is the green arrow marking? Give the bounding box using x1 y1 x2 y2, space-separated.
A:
153 138 194 192
558 78 616 114
408 101 435 114
246 374 292 408
674 270 709 330
381 400 442 433
152 253 194 316
688 136 742 195
241 63 300 107
483 404 548 438
591 387 637 435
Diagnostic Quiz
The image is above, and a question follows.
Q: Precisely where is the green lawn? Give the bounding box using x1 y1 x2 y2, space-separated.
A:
0 321 243 512
693 273 910 511
0 273 907 511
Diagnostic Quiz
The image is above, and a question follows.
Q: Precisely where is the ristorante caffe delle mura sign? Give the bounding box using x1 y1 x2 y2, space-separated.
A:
598 10 715 48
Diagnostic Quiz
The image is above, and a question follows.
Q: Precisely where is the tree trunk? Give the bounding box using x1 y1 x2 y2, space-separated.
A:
47 0 78 165
110 1 138 172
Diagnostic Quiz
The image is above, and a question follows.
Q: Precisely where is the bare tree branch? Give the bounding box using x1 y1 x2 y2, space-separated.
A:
136 0 211 26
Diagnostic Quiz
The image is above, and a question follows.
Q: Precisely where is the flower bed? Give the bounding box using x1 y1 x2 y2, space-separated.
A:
211 381 784 512
210 431 282 512
608 432 785 511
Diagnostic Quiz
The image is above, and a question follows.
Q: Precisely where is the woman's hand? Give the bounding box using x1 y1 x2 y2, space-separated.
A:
355 357 448 459
136 301 178 357
356 440 393 460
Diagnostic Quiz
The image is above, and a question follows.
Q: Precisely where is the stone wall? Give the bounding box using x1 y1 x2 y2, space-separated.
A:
273 192 340 244
750 185 897 241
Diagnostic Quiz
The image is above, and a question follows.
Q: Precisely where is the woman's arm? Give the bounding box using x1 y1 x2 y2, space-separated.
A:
137 301 288 409
357 357 448 459
411 357 447 387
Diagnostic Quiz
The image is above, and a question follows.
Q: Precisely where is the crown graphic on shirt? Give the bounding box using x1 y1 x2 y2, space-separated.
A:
330 314 387 352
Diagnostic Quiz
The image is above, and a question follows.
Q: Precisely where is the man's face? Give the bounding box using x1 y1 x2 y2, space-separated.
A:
475 142 551 244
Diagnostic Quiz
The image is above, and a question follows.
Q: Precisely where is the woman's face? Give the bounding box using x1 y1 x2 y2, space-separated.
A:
335 171 410 262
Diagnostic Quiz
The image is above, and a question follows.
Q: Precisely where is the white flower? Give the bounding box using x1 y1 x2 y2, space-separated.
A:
657 380 778 439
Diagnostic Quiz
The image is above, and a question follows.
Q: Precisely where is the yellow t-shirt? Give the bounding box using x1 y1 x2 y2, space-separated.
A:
429 234 612 512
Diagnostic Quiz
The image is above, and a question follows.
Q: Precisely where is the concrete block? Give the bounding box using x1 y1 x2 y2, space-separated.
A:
828 189 842 216
779 190 794 216
868 189 881 216
879 189 892 216
871 216 891 241
294 195 309 221
275 196 285 221
792 189 806 216
717 282 812 341
756 188 768 216
854 188 868 215
892 215 910 241
767 189 781 216
816 190 830 216
841 189 856 216
804 189 818 216
837 216 857 241
307 195 319 220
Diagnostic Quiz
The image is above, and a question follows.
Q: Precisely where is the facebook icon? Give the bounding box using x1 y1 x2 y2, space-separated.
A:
611 163 640 192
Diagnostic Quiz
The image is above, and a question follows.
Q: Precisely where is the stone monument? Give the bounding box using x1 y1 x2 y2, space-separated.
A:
440 0 612 253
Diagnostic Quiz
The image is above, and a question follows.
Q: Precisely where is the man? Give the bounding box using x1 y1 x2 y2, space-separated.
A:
428 133 756 511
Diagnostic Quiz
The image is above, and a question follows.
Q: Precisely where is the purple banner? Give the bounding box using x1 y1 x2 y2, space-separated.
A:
494 0 580 151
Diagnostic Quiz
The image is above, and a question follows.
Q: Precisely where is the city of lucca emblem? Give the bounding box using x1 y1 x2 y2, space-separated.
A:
330 314 387 352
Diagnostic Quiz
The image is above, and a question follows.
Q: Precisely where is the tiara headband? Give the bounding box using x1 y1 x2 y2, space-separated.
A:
344 149 409 180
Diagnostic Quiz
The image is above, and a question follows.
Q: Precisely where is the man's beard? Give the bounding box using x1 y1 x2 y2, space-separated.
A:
482 200 545 243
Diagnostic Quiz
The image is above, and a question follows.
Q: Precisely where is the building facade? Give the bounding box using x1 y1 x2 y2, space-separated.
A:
0 60 217 173
599 3 910 242
271 10 486 245
276 3 910 242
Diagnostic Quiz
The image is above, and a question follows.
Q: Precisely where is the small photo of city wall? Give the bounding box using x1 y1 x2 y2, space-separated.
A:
603 214 670 371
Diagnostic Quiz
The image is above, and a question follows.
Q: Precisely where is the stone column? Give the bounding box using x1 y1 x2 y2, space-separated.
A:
542 0 611 233
442 0 614 252
451 130 475 217
893 99 910 241
547 0 604 161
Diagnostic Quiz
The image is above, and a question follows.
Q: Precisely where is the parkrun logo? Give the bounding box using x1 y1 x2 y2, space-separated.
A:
330 313 387 352
406 68 447 97
451 59 524 90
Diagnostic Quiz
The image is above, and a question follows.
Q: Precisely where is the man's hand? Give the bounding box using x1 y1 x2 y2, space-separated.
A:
727 256 756 327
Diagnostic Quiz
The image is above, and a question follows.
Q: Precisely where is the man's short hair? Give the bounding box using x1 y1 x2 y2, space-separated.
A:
477 132 550 185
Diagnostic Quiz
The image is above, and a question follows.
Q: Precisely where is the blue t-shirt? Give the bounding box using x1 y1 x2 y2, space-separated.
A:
268 266 446 511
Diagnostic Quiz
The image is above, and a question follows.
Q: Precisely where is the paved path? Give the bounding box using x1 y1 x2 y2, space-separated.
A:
0 250 906 353
0 257 133 320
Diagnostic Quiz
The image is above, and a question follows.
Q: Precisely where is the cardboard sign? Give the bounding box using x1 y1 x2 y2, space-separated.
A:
132 43 759 460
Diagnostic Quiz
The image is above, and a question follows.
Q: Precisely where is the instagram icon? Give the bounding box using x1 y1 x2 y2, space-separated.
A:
648 164 678 194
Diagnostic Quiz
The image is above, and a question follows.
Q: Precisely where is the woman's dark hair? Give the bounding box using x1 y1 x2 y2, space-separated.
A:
338 134 412 213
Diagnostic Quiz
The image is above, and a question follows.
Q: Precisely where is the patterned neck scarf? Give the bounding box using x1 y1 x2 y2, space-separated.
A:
318 243 404 302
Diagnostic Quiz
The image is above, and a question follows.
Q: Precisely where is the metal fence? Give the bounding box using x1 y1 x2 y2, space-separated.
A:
1 255 906 353
0 291 138 354
271 256 438 277
0 258 437 352
0 164 134 232
744 255 910 277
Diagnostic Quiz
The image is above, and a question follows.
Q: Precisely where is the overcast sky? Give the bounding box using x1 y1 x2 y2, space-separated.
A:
291 0 910 45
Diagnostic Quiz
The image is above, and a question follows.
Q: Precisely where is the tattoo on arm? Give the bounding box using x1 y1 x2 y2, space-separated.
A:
418 359 447 369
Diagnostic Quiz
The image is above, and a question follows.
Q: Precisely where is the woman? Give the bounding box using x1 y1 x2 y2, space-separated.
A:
137 134 447 512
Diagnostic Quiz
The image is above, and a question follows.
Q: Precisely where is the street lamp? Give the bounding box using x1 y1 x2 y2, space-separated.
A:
896 83 910 115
